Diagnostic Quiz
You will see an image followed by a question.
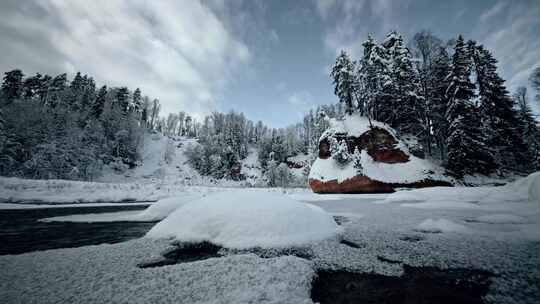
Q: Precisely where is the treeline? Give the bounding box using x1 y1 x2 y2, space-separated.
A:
184 104 341 185
0 70 166 180
331 30 540 177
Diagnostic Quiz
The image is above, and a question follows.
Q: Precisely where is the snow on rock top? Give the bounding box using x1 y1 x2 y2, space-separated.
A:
146 190 340 249
320 114 394 141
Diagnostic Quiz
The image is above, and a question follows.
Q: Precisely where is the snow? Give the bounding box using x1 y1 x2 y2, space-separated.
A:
0 239 315 304
415 218 468 233
99 133 264 188
308 156 357 183
39 194 207 222
308 150 449 184
509 171 540 203
40 210 143 223
0 176 161 203
385 171 540 206
132 194 204 221
400 201 480 210
0 201 151 210
240 147 264 186
473 214 528 224
2 186 540 302
146 190 341 249
358 150 449 184
310 114 451 185
320 114 394 140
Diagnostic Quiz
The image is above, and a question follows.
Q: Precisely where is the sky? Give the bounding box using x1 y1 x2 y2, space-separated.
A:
1 0 539 127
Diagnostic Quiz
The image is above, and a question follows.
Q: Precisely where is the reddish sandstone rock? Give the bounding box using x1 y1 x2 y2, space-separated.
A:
309 176 395 194
309 115 452 194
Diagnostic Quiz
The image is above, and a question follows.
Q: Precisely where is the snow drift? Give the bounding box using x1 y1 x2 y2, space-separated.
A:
146 190 340 248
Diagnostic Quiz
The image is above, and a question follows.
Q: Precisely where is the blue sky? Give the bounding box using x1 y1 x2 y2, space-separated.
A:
1 0 539 127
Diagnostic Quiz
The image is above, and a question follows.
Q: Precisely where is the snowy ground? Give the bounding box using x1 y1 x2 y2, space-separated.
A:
1 174 540 303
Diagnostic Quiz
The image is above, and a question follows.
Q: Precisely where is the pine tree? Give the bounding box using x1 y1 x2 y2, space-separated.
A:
446 35 496 177
1 70 24 104
331 50 356 115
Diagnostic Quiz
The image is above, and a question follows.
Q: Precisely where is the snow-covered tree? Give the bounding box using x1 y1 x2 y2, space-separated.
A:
330 137 350 165
331 51 356 114
430 46 452 160
445 35 496 177
471 44 529 171
352 147 363 174
530 66 540 104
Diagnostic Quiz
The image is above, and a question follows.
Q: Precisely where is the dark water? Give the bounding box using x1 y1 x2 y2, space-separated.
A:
311 266 493 304
0 204 155 255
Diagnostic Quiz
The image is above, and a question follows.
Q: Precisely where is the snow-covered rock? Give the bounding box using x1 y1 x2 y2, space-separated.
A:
309 114 452 193
146 190 340 249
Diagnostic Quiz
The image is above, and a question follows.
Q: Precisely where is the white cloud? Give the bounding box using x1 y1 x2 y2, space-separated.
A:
473 1 540 93
479 1 507 23
0 0 251 118
315 0 408 58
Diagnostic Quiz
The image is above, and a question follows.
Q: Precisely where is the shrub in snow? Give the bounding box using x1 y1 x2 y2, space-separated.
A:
146 190 340 249
330 137 350 165
352 147 363 174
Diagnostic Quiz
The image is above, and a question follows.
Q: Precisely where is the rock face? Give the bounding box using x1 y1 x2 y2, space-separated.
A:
318 127 409 164
309 115 452 194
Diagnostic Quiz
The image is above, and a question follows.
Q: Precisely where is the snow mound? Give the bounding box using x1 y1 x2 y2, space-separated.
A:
309 150 448 184
146 190 340 249
415 218 468 233
133 194 203 221
474 214 527 224
504 171 540 204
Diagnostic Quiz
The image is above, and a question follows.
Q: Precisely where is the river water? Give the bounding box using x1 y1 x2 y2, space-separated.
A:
0 204 155 255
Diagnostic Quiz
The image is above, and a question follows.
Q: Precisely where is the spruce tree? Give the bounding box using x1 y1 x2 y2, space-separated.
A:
384 32 425 137
331 50 356 115
446 36 496 177
514 87 540 170
359 35 391 121
472 44 528 171
430 47 452 160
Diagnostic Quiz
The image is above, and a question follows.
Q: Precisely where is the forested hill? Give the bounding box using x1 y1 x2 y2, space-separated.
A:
0 68 336 185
